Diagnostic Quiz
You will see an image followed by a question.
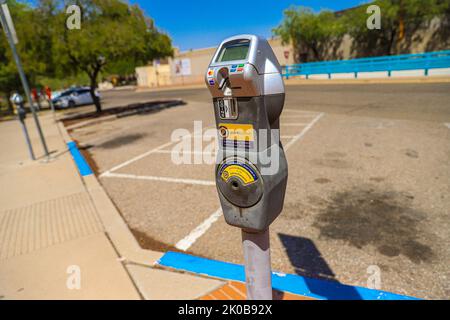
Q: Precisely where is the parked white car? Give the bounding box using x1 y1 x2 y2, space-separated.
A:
52 87 100 109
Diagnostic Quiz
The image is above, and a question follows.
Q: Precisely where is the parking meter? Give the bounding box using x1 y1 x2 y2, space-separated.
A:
205 35 288 232
205 35 288 300
10 93 35 160
11 93 26 121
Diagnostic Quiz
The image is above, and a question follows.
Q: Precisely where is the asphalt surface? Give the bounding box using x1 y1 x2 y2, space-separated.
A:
69 82 450 299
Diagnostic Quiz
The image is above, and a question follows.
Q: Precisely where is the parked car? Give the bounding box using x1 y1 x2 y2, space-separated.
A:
52 87 100 109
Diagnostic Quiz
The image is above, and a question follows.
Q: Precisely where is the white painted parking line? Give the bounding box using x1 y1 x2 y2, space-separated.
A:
102 172 215 186
99 140 175 177
100 126 215 176
100 111 324 251
191 135 217 138
175 112 325 251
175 208 223 251
153 150 217 155
284 113 324 150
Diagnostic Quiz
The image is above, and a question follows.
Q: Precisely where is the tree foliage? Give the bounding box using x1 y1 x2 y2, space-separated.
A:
0 0 173 113
343 0 450 56
273 7 344 61
51 0 173 112
274 0 450 62
0 0 49 110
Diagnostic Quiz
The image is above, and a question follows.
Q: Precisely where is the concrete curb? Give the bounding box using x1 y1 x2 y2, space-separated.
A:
57 120 227 299
158 252 420 300
57 121 163 267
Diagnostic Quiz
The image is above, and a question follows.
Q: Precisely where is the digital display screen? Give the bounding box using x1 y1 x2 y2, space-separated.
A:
216 40 250 62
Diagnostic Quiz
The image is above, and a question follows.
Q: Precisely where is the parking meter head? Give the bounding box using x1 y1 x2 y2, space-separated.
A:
205 35 284 99
206 35 288 232
10 93 24 105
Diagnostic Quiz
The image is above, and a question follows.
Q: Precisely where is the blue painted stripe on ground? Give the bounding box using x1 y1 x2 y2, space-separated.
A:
67 141 93 176
157 251 419 300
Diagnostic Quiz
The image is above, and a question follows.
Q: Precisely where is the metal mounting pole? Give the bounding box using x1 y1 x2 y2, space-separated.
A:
242 228 272 300
0 3 50 158
18 107 35 161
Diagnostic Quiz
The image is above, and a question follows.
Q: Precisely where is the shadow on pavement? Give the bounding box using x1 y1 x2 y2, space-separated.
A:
61 99 186 127
278 233 362 300
96 133 148 149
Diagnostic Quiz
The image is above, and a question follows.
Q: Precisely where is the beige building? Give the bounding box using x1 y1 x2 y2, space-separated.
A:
136 37 294 88
135 62 172 88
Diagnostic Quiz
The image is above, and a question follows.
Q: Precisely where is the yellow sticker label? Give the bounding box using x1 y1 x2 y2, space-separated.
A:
220 163 258 185
218 123 254 142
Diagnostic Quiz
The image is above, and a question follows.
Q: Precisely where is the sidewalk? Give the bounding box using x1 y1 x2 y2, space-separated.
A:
0 111 223 299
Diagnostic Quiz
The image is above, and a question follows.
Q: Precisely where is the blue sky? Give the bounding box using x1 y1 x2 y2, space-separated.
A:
133 0 371 51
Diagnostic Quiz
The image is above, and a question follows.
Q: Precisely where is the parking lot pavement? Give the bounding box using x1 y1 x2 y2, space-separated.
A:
69 82 450 299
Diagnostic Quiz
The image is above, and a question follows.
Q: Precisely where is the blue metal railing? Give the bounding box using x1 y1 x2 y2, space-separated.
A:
283 50 450 79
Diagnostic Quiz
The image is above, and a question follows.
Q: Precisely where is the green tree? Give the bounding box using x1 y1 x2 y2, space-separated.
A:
274 1 450 62
51 0 173 112
0 59 21 113
0 0 48 112
273 7 344 62
343 0 450 56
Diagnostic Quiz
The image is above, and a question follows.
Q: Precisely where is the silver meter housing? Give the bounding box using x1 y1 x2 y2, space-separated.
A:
206 34 284 98
206 35 288 232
